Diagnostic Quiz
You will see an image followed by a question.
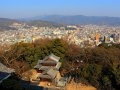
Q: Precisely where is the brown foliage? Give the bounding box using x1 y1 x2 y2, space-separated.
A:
11 60 30 76
0 45 30 76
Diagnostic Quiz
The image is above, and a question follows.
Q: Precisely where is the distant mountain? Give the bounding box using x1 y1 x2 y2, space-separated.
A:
0 18 19 30
0 18 16 22
26 20 65 27
0 18 65 30
22 15 120 26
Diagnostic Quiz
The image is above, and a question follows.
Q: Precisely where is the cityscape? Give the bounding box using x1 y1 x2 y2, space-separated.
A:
0 23 120 47
0 0 120 90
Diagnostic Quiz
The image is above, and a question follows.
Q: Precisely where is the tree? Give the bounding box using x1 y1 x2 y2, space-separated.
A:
0 44 25 66
51 38 68 59
101 76 112 90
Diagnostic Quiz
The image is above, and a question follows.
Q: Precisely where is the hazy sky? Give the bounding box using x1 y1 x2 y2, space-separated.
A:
0 0 120 19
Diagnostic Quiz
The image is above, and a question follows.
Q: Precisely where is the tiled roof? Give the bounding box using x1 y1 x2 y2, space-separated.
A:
47 68 59 79
39 66 51 71
48 53 60 62
39 74 52 79
0 72 10 81
55 62 62 70
34 54 61 81
0 62 14 83
0 62 15 73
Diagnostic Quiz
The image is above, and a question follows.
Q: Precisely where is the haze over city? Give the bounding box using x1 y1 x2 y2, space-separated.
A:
0 0 120 18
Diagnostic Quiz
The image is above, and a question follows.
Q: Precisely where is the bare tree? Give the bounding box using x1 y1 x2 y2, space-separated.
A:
0 45 25 66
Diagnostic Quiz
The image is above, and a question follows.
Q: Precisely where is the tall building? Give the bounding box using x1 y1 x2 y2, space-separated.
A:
96 33 100 46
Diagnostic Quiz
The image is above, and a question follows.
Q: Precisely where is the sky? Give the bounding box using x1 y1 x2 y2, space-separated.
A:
0 0 120 19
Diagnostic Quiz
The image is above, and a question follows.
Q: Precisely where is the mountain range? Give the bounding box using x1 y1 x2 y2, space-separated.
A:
0 18 19 30
21 15 120 26
0 18 64 30
1 15 120 30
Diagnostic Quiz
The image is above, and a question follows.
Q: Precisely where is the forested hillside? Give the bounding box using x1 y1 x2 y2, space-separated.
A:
0 39 120 90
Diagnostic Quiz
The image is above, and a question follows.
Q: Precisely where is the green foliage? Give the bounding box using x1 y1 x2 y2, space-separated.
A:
62 43 120 90
10 38 67 67
112 64 120 86
50 39 67 59
1 39 120 90
101 76 112 89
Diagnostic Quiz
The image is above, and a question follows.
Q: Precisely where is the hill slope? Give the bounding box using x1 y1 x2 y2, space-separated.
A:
0 18 19 30
0 18 64 30
26 20 64 27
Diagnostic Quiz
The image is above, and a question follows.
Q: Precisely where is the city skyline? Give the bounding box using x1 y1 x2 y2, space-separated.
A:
0 0 120 19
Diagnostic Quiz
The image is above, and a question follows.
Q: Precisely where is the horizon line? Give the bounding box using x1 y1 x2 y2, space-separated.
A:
1 14 120 19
